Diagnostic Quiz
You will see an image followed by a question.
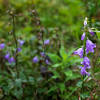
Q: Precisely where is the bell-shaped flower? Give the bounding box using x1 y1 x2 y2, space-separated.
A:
80 67 90 76
81 32 86 40
0 43 5 50
81 56 91 69
86 39 96 54
32 56 39 63
8 57 15 64
44 39 50 45
17 48 22 52
74 48 83 58
5 52 10 60
18 40 24 46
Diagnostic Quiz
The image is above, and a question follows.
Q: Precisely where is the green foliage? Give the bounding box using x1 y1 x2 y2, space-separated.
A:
0 0 99 100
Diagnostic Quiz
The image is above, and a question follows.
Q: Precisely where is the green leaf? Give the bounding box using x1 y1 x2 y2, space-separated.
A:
95 29 100 39
80 92 90 99
58 83 65 93
48 86 57 94
76 80 82 88
60 46 67 61
52 71 60 79
15 79 22 88
48 53 61 63
64 70 73 77
52 63 62 68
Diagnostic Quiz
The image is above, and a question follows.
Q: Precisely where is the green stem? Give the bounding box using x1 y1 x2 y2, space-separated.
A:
12 14 19 77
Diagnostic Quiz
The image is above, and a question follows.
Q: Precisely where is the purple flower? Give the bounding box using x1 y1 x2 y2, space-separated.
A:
81 32 86 40
32 56 39 63
45 59 50 65
81 57 91 69
89 29 94 36
44 39 50 45
84 17 87 26
18 40 24 46
80 67 90 76
74 48 83 58
17 48 22 52
5 53 10 60
86 39 96 54
8 57 15 64
0 43 5 50
40 52 45 57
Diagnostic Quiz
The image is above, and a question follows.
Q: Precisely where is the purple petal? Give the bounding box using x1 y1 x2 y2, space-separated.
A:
81 56 90 67
18 40 24 46
86 39 96 54
74 48 83 58
81 32 86 40
44 39 50 45
80 67 90 76
45 59 50 65
8 57 15 64
0 43 5 50
17 48 22 52
32 56 39 63
5 53 10 60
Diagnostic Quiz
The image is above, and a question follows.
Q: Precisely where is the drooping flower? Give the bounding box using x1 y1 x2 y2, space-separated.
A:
84 17 87 26
81 56 91 69
80 67 90 76
32 56 39 63
89 29 94 36
5 52 10 60
44 39 50 45
86 39 96 54
8 57 15 64
74 48 83 58
81 32 86 40
0 43 5 50
18 40 24 46
17 48 22 52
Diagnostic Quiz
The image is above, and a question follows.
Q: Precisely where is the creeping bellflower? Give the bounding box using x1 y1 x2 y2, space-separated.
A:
81 57 91 69
80 67 90 76
0 43 5 50
17 48 22 52
74 48 83 58
5 53 10 60
18 40 24 46
86 39 96 54
32 56 39 63
44 39 50 45
8 57 15 64
81 32 86 40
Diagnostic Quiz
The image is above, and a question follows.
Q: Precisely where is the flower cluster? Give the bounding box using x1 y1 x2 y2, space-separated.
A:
2 39 25 64
17 39 25 52
74 17 96 76
32 39 50 65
